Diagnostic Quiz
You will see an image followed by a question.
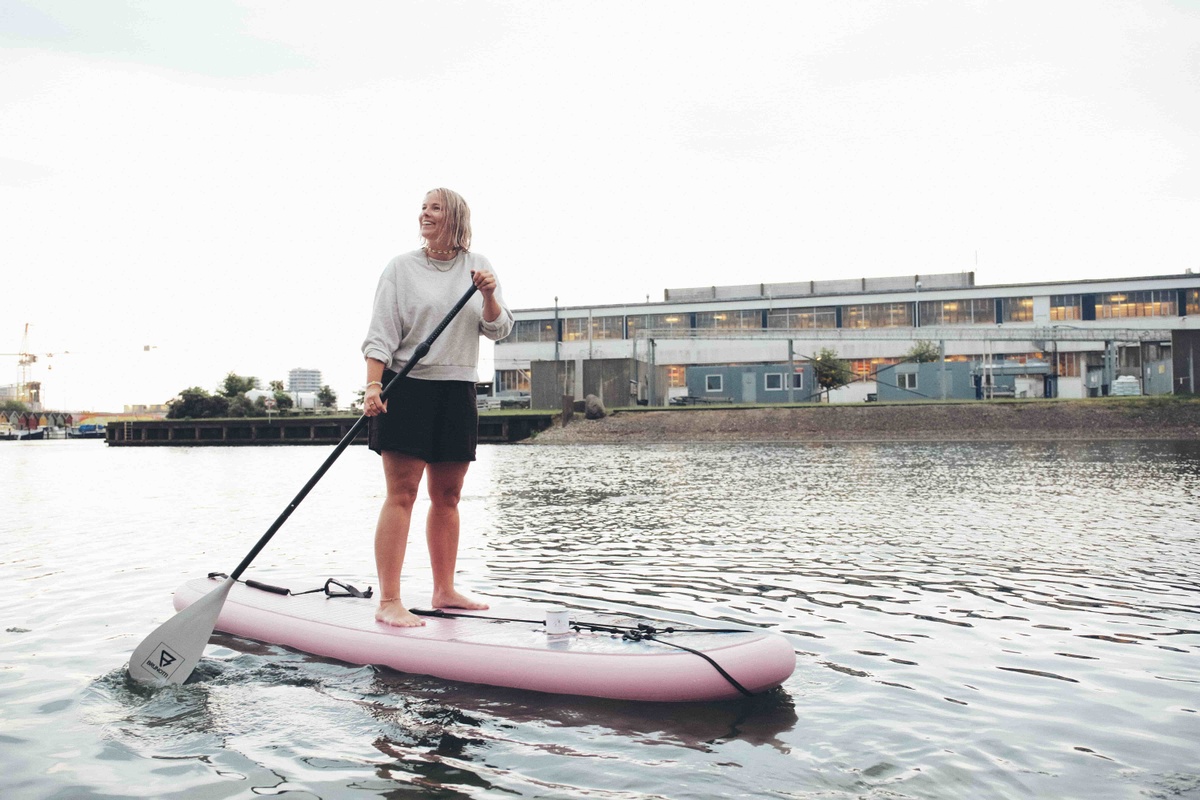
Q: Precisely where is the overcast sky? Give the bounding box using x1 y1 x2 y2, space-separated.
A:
3 0 1198 411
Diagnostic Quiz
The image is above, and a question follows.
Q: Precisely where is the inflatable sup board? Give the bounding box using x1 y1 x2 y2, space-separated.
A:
172 577 796 701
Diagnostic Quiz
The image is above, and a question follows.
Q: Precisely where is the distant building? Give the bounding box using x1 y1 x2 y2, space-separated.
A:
288 368 322 393
496 270 1200 408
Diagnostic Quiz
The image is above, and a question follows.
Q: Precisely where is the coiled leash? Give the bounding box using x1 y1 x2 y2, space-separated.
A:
208 572 373 599
412 609 756 697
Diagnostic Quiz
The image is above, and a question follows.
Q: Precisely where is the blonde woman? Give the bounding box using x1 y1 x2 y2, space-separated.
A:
361 188 513 627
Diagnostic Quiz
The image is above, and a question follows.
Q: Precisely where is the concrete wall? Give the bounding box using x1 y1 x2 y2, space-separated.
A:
531 358 670 410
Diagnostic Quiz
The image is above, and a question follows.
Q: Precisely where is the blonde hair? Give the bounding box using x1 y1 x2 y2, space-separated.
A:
423 188 472 252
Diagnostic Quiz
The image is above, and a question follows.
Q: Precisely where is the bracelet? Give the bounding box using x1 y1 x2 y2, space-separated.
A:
366 381 383 390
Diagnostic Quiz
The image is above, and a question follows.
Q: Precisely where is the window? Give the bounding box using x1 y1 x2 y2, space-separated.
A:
705 375 723 392
695 309 763 330
842 303 913 329
667 365 687 387
511 319 557 343
767 306 837 329
1096 290 1178 319
792 372 804 389
764 373 783 391
897 373 918 390
495 370 530 393
920 298 997 325
1000 297 1034 322
1050 295 1083 321
590 315 624 340
562 318 589 342
628 313 691 336
1055 352 1081 377
1189 289 1200 316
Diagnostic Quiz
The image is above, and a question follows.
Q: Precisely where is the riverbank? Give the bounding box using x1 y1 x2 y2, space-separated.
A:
528 397 1200 444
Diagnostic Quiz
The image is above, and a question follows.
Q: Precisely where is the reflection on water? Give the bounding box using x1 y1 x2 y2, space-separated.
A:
2 439 1199 799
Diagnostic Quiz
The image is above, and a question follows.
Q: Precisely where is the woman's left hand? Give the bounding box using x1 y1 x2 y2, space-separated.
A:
471 269 497 300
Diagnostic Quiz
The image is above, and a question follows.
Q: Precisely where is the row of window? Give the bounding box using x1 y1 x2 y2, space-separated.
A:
493 349 1094 395
509 290 1200 343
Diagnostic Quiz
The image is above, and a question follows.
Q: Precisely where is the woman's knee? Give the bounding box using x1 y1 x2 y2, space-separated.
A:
426 463 468 509
384 483 420 509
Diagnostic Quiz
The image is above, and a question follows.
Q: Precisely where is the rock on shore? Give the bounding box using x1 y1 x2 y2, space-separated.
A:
528 398 1200 444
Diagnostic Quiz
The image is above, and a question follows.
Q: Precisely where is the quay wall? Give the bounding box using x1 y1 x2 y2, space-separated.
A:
106 412 557 446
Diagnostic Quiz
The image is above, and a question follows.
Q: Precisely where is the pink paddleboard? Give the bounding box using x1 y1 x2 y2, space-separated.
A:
173 577 796 702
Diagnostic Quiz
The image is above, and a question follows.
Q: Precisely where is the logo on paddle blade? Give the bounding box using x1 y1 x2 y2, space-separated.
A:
140 642 184 681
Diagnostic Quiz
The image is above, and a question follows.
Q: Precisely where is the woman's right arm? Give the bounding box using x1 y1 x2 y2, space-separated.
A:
364 357 387 415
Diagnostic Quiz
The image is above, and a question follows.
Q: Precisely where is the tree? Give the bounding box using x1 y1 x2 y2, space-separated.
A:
317 385 338 409
813 348 854 401
1 399 29 414
219 372 257 398
254 392 294 413
168 387 230 419
226 395 256 417
905 340 941 363
269 380 285 393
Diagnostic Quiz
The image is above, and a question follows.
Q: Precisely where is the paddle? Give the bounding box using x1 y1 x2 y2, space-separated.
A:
128 283 480 687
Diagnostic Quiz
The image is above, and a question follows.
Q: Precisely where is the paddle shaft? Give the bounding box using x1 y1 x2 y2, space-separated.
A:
229 283 479 580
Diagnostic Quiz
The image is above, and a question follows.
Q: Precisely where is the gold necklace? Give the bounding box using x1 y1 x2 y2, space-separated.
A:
425 250 460 272
426 245 457 256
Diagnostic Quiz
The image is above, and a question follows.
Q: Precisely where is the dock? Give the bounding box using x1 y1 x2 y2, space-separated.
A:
105 412 557 446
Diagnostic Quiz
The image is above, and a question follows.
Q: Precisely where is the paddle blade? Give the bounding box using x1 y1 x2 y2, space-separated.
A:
128 577 235 687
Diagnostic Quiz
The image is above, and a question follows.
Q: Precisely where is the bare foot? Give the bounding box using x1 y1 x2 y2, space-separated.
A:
431 588 489 610
375 599 426 627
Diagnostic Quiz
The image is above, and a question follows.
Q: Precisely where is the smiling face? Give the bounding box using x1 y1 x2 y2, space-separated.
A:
418 191 450 246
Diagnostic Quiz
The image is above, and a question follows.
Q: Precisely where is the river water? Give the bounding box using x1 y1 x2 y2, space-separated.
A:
2 438 1199 799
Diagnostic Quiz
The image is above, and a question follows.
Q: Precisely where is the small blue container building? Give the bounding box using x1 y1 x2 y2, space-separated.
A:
684 364 819 404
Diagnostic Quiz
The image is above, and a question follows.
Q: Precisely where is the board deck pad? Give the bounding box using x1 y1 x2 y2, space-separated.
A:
173 577 796 701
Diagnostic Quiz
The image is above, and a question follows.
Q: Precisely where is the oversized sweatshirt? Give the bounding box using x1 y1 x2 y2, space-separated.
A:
361 250 514 382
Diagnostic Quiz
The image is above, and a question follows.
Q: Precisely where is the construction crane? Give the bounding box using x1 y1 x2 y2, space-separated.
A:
1 323 66 408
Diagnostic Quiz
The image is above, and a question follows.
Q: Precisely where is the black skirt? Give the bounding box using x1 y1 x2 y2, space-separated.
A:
367 372 478 463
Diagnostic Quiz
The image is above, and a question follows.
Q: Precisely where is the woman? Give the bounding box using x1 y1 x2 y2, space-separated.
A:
361 188 513 627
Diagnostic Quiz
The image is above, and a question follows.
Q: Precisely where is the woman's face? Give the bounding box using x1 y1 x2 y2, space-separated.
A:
419 192 449 243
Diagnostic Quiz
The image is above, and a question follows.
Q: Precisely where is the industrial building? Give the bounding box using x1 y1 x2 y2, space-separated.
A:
493 271 1200 409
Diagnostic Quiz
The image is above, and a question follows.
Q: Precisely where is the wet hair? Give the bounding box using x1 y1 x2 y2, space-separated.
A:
423 188 472 252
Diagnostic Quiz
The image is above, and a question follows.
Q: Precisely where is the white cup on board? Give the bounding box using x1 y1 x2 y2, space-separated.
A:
544 606 570 635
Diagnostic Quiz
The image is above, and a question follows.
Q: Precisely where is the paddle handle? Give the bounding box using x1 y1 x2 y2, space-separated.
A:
229 283 479 580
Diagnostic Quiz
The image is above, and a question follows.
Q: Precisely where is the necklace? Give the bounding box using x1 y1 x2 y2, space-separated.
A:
425 250 460 272
426 245 457 256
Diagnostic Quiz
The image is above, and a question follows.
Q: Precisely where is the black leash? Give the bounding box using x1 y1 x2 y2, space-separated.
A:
208 573 373 599
412 608 746 635
412 609 756 697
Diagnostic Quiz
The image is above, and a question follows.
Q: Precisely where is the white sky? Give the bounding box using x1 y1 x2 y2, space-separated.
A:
2 0 1198 411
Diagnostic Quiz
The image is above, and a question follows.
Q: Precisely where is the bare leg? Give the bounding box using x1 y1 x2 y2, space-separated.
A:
425 461 489 610
375 452 427 627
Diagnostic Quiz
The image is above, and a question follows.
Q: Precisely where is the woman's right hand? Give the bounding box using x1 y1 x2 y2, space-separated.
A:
364 385 387 416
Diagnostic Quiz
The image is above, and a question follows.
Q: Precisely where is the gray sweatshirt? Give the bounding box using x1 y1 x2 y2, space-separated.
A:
362 250 514 382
